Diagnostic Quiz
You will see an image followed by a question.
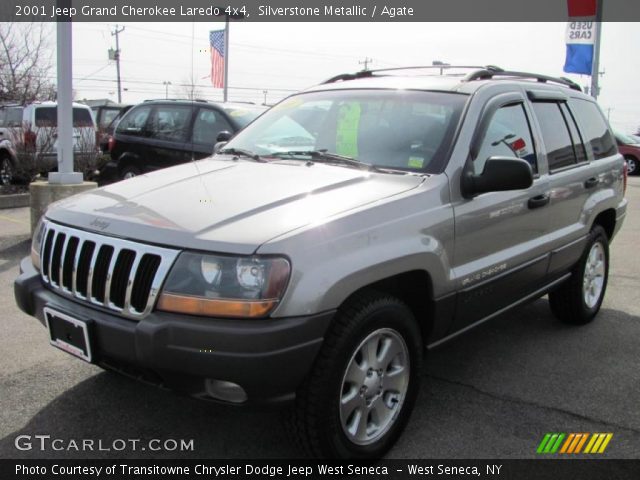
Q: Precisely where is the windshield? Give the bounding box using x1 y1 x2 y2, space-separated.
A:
221 89 468 173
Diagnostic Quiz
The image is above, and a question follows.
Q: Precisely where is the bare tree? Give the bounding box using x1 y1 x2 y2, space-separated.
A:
178 74 204 101
0 23 55 104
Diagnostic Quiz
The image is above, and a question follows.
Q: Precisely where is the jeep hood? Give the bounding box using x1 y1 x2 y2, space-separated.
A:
46 158 425 254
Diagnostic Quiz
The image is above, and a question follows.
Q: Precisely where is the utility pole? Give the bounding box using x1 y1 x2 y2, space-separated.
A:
590 0 603 100
223 18 229 102
262 90 268 105
163 81 171 99
111 25 125 103
359 57 373 71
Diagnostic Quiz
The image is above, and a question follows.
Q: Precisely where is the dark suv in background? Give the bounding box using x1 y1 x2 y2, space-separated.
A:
105 100 266 180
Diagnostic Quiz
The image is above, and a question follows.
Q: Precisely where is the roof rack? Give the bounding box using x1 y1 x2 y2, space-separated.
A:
142 98 210 103
464 68 582 91
321 65 582 92
322 65 491 84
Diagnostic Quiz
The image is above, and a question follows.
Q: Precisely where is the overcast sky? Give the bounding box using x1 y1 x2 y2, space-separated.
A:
64 21 640 133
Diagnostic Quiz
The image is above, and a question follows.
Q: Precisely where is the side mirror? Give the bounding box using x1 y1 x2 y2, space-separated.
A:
213 141 227 153
216 131 232 142
462 156 533 197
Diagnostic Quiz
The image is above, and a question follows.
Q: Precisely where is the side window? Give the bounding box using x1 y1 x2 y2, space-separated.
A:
559 103 587 163
117 106 152 136
6 107 23 127
192 108 232 144
474 103 537 175
568 99 617 160
148 105 192 142
531 102 576 171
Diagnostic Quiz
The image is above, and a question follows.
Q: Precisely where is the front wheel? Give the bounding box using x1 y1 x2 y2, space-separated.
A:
120 164 141 180
548 225 609 325
291 292 423 458
625 156 638 176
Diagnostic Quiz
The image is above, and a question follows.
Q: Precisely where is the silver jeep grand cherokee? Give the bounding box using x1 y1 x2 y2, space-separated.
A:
15 66 627 459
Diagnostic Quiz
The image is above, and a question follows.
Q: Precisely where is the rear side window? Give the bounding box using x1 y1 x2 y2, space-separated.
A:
148 105 192 142
532 102 577 171
117 106 152 136
34 107 94 127
568 99 617 159
474 103 537 174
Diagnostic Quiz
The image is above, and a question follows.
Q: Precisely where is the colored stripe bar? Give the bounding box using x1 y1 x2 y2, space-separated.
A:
550 433 566 453
567 433 582 453
598 434 613 453
537 434 552 454
544 434 559 453
583 433 598 454
560 434 575 453
574 433 589 453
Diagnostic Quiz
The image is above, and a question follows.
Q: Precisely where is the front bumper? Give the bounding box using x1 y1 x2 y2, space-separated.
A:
15 257 332 405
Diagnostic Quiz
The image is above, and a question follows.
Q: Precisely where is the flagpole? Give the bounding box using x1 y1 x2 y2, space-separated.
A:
590 0 603 99
223 17 229 102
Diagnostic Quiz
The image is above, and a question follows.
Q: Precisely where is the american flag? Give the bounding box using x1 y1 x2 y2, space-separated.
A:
209 30 225 88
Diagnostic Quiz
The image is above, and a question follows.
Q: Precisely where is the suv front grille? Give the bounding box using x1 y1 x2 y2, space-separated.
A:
40 221 180 319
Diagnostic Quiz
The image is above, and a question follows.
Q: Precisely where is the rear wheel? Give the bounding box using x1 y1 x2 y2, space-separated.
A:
291 291 423 458
0 155 15 185
548 225 609 325
625 156 638 176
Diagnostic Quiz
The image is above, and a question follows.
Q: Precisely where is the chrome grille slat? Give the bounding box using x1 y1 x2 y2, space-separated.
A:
39 220 180 320
86 242 100 301
46 229 58 283
71 237 82 296
58 234 70 291
103 248 119 305
123 253 142 311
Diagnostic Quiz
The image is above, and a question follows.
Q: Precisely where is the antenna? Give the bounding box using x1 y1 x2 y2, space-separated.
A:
359 57 373 71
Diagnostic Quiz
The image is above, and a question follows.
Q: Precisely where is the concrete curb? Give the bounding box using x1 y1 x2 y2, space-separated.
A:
0 193 30 209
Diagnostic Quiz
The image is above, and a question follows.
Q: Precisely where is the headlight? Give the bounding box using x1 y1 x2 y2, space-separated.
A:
31 218 45 271
157 252 290 318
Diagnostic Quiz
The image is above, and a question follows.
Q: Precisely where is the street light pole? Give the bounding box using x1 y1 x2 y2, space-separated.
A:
163 81 172 99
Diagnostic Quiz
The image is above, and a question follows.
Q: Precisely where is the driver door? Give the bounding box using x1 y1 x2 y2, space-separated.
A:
451 95 551 332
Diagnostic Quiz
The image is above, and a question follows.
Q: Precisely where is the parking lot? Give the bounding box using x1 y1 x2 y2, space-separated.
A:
0 178 638 460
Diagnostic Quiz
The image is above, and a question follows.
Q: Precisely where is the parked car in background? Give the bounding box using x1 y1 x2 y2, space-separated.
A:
91 103 132 148
0 101 98 185
106 100 266 180
98 105 133 152
613 131 640 176
0 104 26 185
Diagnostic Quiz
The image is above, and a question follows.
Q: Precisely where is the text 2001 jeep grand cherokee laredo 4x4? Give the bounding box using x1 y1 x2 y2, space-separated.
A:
15 66 627 458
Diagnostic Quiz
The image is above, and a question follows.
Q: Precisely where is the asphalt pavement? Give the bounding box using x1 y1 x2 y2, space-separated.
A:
0 178 638 459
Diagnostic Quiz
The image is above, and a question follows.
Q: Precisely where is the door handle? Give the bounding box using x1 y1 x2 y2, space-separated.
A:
528 193 550 209
584 177 599 189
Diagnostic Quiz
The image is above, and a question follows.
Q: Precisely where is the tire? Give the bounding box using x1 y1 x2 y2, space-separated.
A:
0 155 15 186
120 164 141 180
548 225 609 325
290 291 423 459
625 156 638 176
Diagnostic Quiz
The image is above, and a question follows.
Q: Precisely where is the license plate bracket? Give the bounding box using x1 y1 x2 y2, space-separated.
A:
44 307 93 363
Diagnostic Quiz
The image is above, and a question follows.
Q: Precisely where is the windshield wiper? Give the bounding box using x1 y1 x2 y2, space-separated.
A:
270 150 379 171
218 148 267 162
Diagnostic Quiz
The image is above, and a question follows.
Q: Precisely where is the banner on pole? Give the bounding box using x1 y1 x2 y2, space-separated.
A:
563 0 597 75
